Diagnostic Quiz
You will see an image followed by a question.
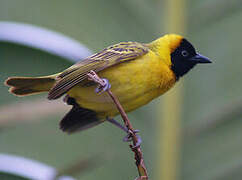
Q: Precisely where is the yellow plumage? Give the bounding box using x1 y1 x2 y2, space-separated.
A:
55 34 182 117
5 34 211 133
68 49 176 117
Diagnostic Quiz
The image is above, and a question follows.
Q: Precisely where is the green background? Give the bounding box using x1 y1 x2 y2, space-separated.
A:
1 0 242 179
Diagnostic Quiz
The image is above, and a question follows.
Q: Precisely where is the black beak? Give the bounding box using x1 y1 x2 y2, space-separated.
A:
189 53 212 64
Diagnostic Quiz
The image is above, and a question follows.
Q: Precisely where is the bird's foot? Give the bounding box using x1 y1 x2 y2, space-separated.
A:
123 129 142 149
95 78 111 94
106 117 142 148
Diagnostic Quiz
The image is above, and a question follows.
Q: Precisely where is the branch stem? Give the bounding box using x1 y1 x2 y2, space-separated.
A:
87 70 148 179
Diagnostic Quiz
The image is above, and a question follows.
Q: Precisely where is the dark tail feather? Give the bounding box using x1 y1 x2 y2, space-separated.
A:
60 98 103 133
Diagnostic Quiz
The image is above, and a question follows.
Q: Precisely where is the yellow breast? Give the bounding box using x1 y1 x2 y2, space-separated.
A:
67 50 176 118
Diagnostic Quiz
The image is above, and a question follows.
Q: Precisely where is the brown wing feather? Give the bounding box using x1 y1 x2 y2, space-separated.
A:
48 42 149 100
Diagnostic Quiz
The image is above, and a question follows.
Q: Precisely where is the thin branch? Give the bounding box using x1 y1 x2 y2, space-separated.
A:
87 70 148 180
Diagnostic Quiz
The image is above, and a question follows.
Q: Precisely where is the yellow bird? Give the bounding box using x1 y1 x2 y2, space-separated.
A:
5 34 211 134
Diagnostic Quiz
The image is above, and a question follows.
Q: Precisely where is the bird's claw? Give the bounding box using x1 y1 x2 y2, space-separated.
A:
95 78 111 94
123 129 142 149
132 134 142 149
123 129 139 142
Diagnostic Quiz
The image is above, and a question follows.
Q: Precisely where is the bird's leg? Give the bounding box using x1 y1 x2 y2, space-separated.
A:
106 117 142 147
106 117 128 133
87 71 142 147
95 78 111 94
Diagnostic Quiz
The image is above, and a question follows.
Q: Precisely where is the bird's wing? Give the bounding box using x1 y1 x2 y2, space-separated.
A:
48 42 149 99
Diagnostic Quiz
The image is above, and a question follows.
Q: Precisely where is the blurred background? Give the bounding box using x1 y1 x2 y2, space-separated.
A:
1 0 242 179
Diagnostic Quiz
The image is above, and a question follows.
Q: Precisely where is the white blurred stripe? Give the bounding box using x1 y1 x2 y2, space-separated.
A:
0 21 92 62
0 153 75 180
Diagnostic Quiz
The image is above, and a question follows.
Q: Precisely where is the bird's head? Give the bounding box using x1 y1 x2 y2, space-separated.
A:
150 34 212 80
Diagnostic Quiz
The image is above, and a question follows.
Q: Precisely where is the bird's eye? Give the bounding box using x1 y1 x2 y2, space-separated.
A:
181 50 189 57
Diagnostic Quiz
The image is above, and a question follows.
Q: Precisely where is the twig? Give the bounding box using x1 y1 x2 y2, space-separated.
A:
87 70 148 180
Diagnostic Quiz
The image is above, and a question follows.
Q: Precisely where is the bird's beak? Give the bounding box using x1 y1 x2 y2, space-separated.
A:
189 53 212 64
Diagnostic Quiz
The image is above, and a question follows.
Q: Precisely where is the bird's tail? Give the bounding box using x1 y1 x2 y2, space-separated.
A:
4 75 57 96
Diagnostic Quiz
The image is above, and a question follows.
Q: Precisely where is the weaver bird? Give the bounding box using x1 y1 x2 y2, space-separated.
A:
5 34 211 135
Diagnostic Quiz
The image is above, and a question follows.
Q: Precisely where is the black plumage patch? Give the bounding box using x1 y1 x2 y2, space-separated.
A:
60 96 102 133
171 39 197 80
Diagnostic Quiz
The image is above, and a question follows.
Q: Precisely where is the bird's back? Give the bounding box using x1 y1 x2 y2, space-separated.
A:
67 49 176 118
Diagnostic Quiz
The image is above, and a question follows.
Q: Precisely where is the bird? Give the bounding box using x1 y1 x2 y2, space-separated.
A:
5 34 211 136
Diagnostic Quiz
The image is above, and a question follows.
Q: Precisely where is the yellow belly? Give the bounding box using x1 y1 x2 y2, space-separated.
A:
67 51 176 118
